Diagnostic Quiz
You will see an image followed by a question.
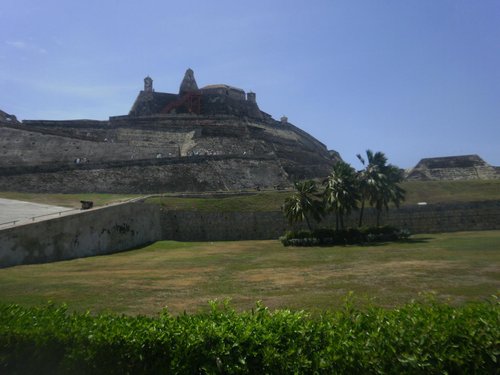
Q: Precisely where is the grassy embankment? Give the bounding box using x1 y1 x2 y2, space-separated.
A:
1 180 500 211
0 231 498 316
149 180 500 211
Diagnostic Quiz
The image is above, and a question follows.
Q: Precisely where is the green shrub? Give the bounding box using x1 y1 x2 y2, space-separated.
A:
0 298 498 374
281 230 314 240
282 237 321 246
281 226 411 246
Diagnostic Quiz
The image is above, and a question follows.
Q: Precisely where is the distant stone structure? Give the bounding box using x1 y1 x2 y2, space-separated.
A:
0 69 341 193
406 155 500 180
129 68 264 119
179 68 198 95
0 109 18 124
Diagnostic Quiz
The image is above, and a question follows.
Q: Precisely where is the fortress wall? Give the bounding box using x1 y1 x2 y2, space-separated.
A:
407 167 500 181
345 201 500 233
0 201 161 268
2 115 334 181
161 211 288 241
7 121 111 142
281 122 328 150
407 155 500 181
426 167 500 180
109 114 227 128
0 156 288 193
21 119 109 128
1 200 498 267
0 125 183 166
160 201 500 241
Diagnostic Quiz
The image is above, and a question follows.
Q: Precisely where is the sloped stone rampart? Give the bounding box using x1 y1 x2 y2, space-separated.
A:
0 114 335 192
0 201 161 268
0 156 288 193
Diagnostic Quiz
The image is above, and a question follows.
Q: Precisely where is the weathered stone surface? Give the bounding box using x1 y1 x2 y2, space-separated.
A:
0 109 18 124
129 69 264 119
179 68 198 95
0 70 339 193
406 155 500 180
0 156 289 193
0 114 335 192
3 198 499 267
328 150 342 163
160 200 500 241
0 202 161 268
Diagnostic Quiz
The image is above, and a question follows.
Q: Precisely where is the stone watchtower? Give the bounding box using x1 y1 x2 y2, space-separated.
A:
179 68 199 95
247 91 256 103
144 76 153 92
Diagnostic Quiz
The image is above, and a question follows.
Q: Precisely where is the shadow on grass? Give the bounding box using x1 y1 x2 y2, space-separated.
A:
284 237 436 248
397 237 434 244
360 237 435 247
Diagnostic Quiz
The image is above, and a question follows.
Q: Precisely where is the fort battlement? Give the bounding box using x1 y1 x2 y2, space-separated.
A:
129 69 264 120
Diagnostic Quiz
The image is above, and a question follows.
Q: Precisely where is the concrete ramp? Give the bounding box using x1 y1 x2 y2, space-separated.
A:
0 198 72 227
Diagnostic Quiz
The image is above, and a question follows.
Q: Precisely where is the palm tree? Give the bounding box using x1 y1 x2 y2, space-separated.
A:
282 180 323 231
370 165 406 226
357 150 405 226
323 161 359 230
357 150 386 227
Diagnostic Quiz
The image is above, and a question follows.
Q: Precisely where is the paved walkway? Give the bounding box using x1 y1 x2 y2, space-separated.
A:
0 198 73 227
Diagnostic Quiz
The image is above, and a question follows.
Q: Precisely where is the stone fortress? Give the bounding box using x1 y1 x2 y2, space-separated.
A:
2 71 500 268
406 155 500 181
0 69 498 194
0 69 340 193
129 69 264 120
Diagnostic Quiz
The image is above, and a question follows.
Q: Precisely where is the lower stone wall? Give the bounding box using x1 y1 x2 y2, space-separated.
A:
161 211 288 241
0 202 161 268
2 200 499 268
373 201 500 233
160 201 500 241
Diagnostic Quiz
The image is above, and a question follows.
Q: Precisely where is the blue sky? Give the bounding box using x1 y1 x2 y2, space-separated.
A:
1 0 499 168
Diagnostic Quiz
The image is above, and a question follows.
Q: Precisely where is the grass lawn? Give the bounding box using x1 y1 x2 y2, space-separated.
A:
1 180 500 211
149 180 500 212
402 180 500 205
148 190 291 212
0 231 498 316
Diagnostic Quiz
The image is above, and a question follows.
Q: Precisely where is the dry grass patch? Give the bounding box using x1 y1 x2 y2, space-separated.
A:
0 231 498 315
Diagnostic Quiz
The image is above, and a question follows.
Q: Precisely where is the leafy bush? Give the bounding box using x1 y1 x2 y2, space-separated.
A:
284 237 321 246
0 298 498 374
397 228 412 240
280 230 316 240
281 226 411 246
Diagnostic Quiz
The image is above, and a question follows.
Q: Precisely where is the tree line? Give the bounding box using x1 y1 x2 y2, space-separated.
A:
283 150 405 230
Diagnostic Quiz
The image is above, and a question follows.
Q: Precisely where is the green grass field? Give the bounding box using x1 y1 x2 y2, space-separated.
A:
0 231 498 316
402 180 500 204
2 180 500 211
150 180 500 212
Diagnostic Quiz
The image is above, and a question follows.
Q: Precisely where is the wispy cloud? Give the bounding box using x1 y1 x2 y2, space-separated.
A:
6 40 47 54
0 74 136 100
35 82 137 99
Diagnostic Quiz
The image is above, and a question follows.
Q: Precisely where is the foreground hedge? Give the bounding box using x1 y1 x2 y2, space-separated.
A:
280 226 411 246
0 299 498 374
